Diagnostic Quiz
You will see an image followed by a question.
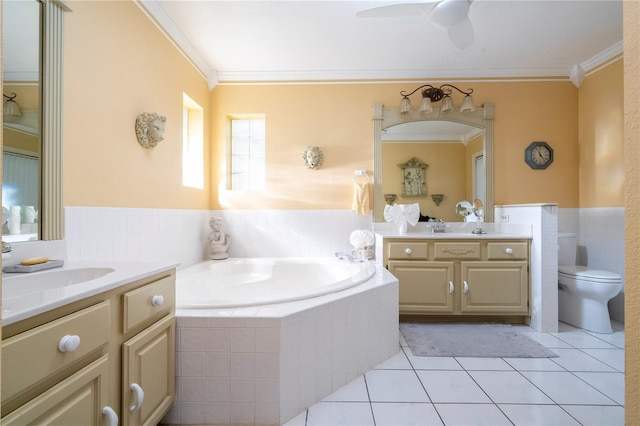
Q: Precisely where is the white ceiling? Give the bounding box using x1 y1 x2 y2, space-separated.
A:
140 0 623 88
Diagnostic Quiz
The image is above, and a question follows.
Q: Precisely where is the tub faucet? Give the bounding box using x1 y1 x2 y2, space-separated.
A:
335 251 354 262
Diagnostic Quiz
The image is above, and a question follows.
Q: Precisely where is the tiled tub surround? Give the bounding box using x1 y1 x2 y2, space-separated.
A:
64 208 372 264
164 264 399 425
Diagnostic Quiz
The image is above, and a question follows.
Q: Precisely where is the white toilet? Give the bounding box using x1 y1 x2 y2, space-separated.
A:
558 233 623 333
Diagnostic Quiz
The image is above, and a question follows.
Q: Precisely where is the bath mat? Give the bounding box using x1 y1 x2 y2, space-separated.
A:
400 322 558 358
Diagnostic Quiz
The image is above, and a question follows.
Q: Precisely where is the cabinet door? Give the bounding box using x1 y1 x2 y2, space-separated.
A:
2 355 114 426
122 314 175 426
389 261 455 314
460 261 529 314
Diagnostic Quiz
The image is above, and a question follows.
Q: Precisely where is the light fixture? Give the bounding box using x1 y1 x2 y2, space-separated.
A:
3 93 22 116
399 83 475 114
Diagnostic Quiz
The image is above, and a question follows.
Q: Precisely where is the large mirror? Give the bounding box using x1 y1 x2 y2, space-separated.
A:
2 0 41 241
2 0 68 242
372 103 494 223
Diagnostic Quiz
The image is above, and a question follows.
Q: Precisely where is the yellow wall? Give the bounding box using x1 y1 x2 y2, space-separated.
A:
63 1 210 209
580 58 625 207
624 1 640 422
210 80 581 212
381 142 466 222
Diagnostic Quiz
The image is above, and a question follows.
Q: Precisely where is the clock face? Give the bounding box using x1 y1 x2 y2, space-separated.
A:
525 142 553 169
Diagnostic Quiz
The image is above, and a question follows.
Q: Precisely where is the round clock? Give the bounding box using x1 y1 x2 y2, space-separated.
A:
525 141 554 169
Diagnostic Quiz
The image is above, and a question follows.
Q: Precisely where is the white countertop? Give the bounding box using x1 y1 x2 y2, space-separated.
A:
374 231 532 239
2 260 178 326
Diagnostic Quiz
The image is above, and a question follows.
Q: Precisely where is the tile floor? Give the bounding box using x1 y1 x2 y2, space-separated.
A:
284 321 625 426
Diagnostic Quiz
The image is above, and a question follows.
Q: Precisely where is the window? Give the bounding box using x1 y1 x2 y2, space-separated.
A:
229 116 265 190
182 93 204 189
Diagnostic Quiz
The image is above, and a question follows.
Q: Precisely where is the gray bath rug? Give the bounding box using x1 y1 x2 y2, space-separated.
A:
400 322 558 358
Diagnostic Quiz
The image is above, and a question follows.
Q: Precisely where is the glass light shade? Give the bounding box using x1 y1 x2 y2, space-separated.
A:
400 97 412 114
419 97 433 113
3 99 21 116
460 94 476 113
440 96 453 113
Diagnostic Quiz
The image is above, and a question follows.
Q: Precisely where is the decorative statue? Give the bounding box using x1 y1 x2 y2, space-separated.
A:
302 146 324 169
207 216 230 260
135 112 167 148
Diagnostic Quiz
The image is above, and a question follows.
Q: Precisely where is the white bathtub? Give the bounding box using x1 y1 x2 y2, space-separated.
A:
167 258 399 425
176 257 376 309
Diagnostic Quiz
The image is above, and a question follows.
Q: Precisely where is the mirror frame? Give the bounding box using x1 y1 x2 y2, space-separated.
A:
372 103 495 223
39 0 70 240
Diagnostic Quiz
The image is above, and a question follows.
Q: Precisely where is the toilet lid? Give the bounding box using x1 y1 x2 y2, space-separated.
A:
558 265 622 283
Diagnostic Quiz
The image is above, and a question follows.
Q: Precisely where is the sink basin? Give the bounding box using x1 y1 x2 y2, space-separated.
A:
3 267 115 299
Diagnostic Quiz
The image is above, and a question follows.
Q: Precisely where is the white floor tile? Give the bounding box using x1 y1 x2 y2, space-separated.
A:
551 348 617 372
518 331 573 349
371 402 443 426
295 322 624 426
581 348 625 371
366 370 429 403
455 357 514 371
469 371 554 404
552 330 619 349
322 375 369 402
403 348 463 371
520 371 618 405
307 401 374 426
373 350 413 369
561 404 625 426
591 331 625 349
434 403 512 425
574 371 625 405
416 370 491 403
498 404 581 425
503 357 566 371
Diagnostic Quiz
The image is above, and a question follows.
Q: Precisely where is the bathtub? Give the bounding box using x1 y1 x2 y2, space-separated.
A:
167 258 399 425
176 257 376 309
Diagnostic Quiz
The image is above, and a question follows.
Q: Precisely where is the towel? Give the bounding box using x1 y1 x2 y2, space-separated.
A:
391 203 420 233
352 181 370 215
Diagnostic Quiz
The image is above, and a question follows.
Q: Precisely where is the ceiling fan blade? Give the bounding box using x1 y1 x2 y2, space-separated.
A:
447 17 474 49
356 2 437 18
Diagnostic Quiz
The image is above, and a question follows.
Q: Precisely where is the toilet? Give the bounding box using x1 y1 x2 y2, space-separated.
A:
558 233 623 333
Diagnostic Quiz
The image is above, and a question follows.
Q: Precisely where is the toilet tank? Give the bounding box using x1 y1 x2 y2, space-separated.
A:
558 232 577 266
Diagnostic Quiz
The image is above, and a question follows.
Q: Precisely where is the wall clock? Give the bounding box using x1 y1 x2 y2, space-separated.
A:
525 141 554 169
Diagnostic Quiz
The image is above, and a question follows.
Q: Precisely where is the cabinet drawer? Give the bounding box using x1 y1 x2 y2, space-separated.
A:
388 242 428 260
2 301 110 402
433 242 481 260
487 242 528 260
2 355 110 426
123 275 175 334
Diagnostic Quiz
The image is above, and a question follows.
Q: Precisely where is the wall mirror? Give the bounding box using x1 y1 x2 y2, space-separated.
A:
372 103 494 223
2 0 68 242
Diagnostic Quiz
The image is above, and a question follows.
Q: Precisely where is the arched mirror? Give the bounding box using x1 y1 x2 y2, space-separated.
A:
372 103 494 223
2 0 68 242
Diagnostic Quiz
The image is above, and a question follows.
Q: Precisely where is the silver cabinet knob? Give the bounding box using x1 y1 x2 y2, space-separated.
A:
505 248 513 254
405 248 412 255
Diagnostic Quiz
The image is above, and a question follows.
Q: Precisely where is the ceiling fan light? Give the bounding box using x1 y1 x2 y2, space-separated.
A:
460 94 476 113
430 0 470 27
400 96 412 114
440 96 453 113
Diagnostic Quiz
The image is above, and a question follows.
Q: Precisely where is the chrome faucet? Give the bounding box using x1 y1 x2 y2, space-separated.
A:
2 241 12 253
431 219 447 233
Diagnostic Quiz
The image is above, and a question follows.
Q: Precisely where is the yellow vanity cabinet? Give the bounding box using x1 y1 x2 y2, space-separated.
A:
1 268 176 426
383 238 530 319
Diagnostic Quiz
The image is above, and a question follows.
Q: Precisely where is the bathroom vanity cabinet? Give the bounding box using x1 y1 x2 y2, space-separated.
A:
1 269 176 426
380 237 530 320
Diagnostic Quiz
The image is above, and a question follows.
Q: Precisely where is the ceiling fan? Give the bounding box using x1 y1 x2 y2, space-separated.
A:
356 0 475 50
